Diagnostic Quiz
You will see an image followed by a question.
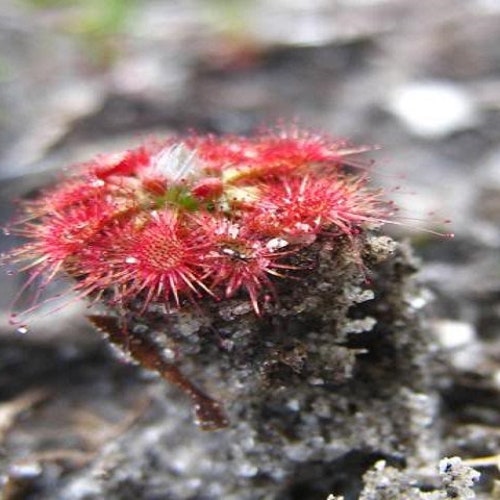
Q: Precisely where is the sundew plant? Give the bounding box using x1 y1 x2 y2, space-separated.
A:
6 126 395 319
4 125 415 429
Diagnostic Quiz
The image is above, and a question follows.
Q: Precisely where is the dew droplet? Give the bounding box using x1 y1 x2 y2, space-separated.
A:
6 270 14 276
125 256 139 264
17 326 29 335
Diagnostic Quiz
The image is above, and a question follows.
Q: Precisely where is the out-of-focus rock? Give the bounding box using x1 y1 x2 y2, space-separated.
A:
387 81 479 138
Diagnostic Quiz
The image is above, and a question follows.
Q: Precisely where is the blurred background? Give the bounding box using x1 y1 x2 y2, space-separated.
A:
0 0 500 496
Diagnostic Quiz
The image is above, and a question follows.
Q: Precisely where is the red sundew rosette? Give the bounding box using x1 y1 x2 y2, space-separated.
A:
6 127 391 319
190 214 294 315
77 210 215 310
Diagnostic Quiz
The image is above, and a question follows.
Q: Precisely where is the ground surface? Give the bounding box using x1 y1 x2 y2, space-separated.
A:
0 1 500 499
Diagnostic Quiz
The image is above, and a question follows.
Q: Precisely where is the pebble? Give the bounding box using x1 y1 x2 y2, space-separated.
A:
387 81 478 138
